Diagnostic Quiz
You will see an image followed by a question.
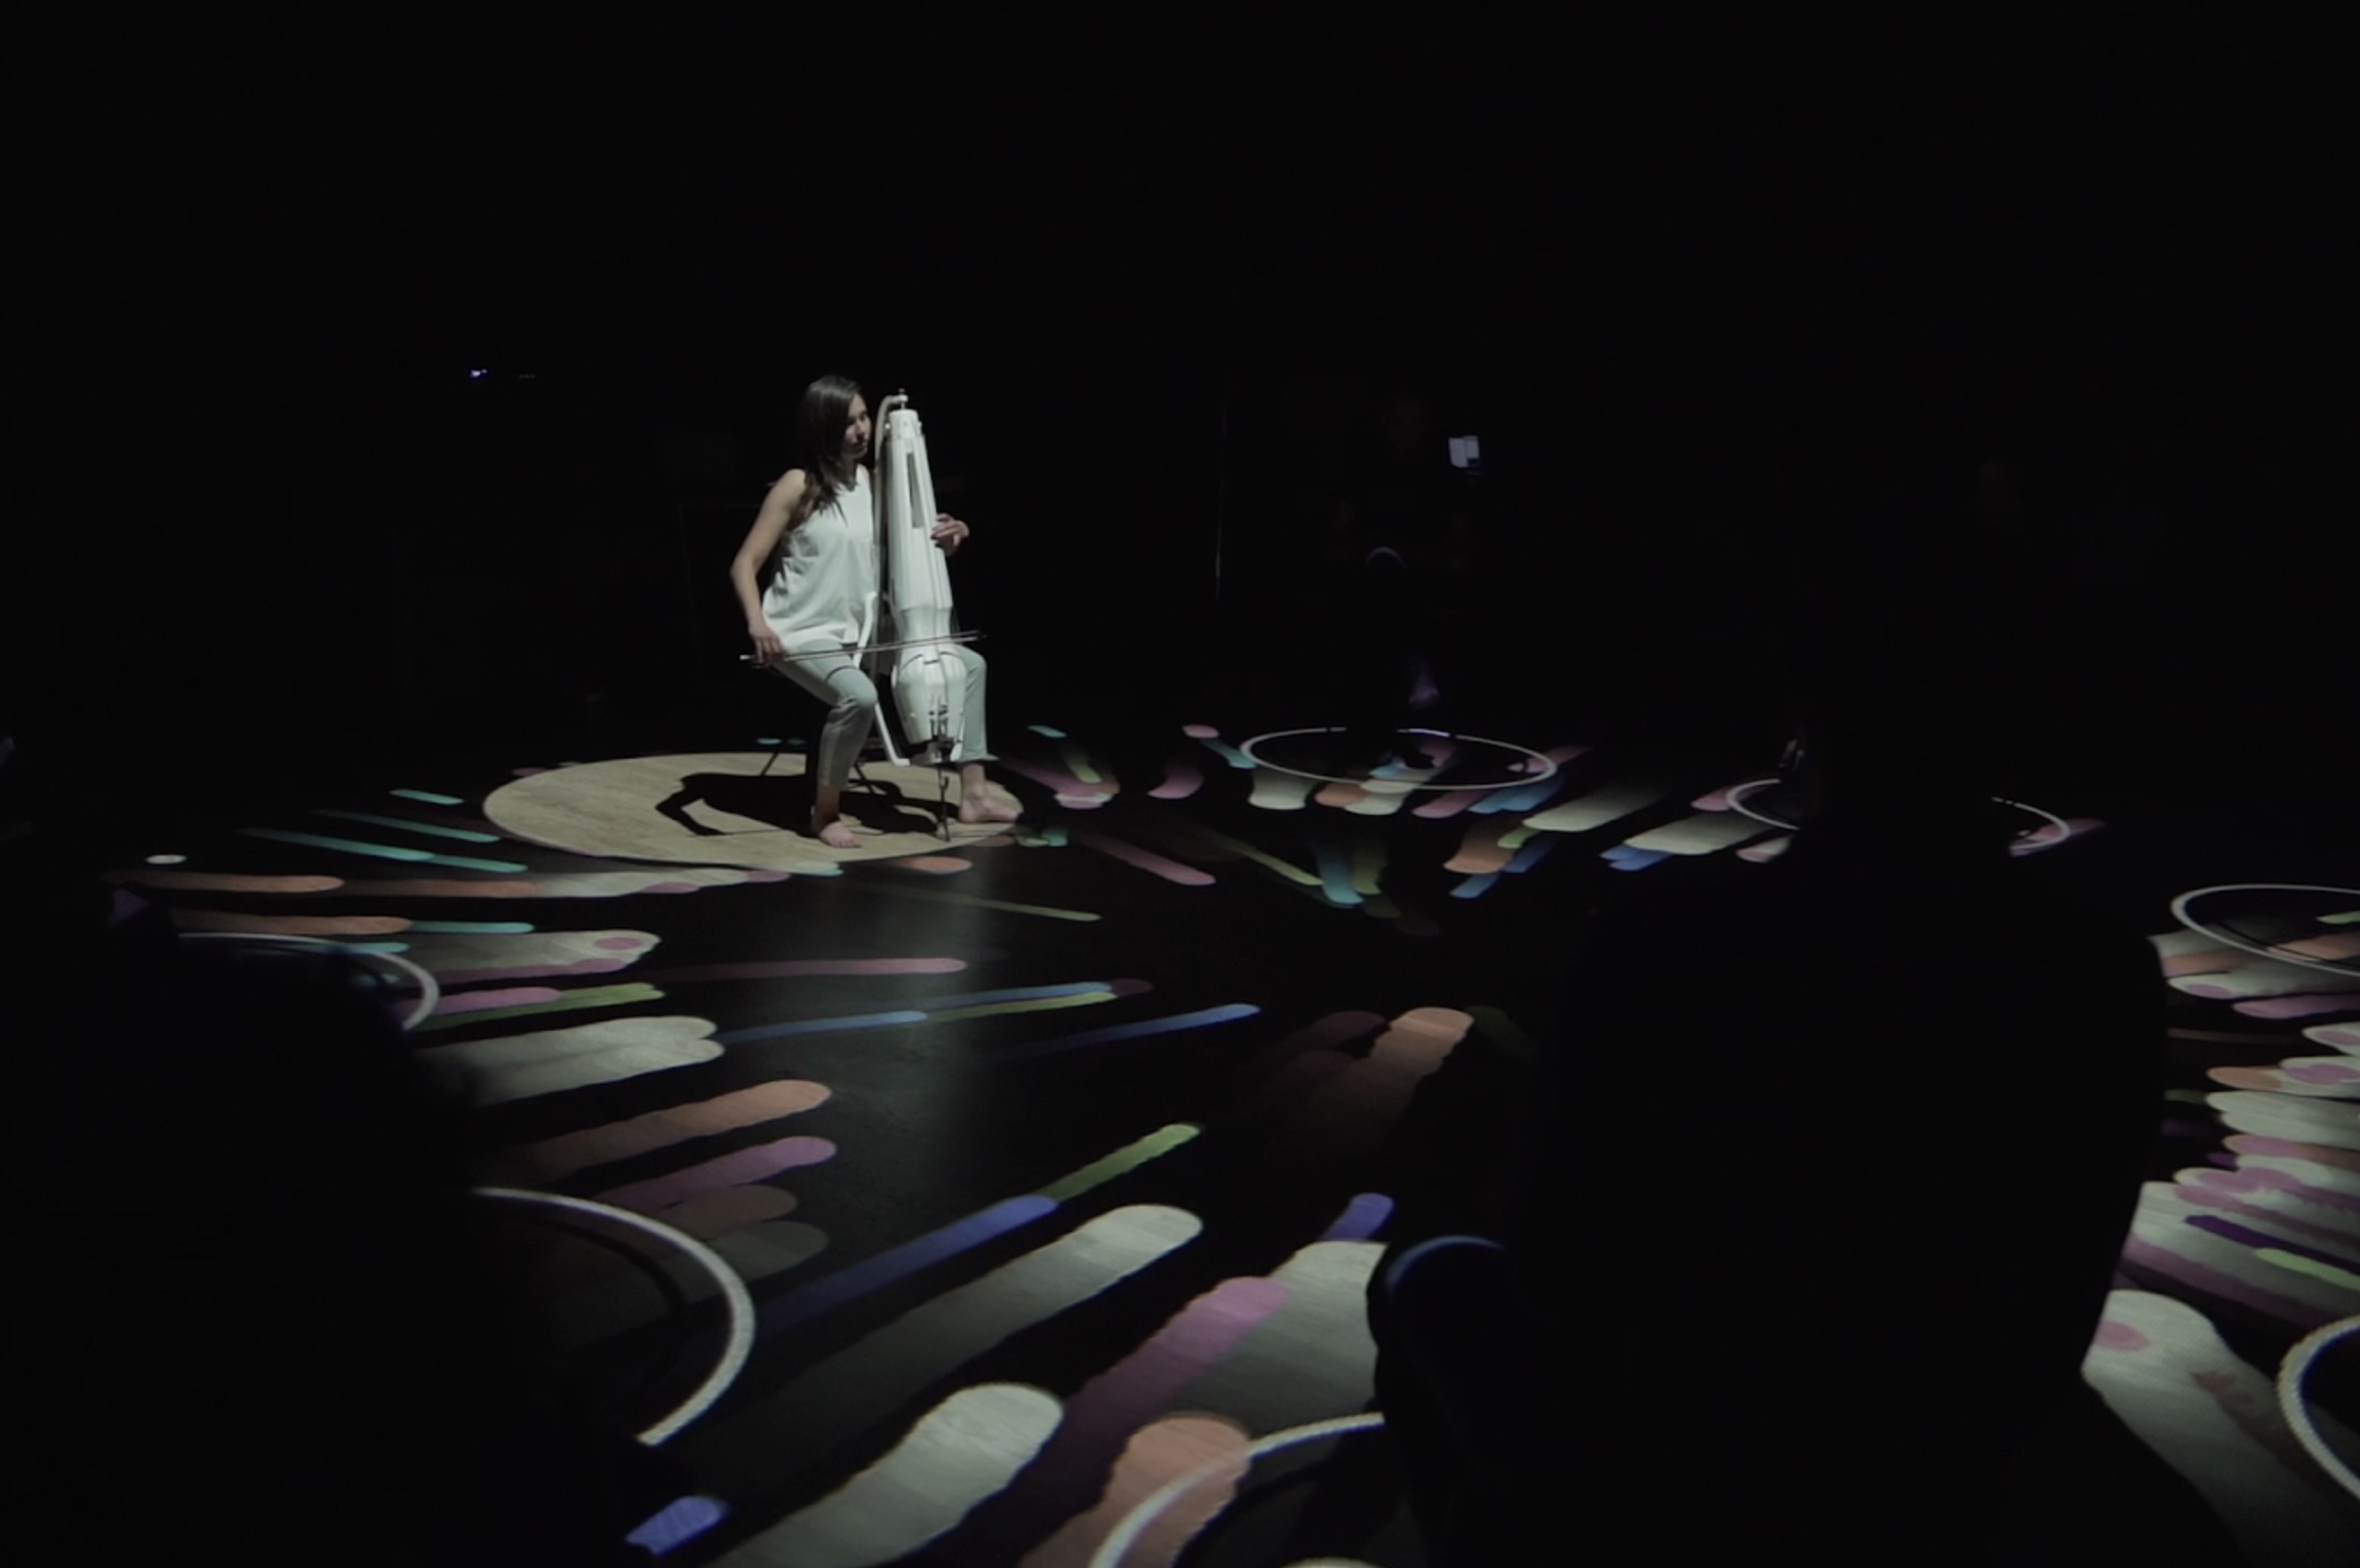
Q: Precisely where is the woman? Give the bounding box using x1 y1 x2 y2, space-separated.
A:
730 376 1019 847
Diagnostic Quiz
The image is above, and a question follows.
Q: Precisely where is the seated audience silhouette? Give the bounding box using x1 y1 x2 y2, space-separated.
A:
1367 490 2235 1563
3 777 687 1565
1323 386 1475 768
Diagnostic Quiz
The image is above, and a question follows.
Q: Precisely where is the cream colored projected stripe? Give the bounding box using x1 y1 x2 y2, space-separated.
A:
1023 1415 1251 1568
1619 811 1775 856
395 929 660 983
1522 779 1669 833
413 1016 721 1106
1156 1241 1384 1440
1023 1234 1392 1568
517 1080 832 1180
711 1385 1065 1568
1248 768 1317 812
2208 1092 2360 1153
2086 1289 2359 1568
339 868 787 898
683 1205 1203 1503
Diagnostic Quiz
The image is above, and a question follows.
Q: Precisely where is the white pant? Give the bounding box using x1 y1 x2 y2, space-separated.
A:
771 646 992 789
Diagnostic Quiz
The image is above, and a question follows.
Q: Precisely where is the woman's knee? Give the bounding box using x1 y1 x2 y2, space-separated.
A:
829 672 881 713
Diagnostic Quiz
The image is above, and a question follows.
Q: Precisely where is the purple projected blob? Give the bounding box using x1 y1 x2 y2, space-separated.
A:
1150 760 1205 800
2229 1134 2360 1170
2175 1182 2357 1251
1321 1192 1395 1242
2285 1063 2360 1084
626 1495 727 1555
2120 1232 2323 1327
2187 1215 2360 1275
2093 1318 2150 1352
2237 995 2360 1020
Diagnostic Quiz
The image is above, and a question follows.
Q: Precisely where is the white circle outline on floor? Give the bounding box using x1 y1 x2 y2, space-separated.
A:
177 931 441 1032
2170 885 2360 978
1723 779 2073 850
1087 1412 1389 1568
1236 728 1558 791
470 1187 755 1448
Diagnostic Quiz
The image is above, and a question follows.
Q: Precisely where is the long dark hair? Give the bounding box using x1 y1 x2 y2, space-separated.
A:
783 374 864 530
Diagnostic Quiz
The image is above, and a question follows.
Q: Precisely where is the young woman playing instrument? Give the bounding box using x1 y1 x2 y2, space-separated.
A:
729 376 1020 847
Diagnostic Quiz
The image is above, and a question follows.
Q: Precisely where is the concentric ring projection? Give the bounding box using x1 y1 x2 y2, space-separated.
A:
1237 728 1558 791
2170 886 2360 979
177 930 441 1031
470 1187 754 1447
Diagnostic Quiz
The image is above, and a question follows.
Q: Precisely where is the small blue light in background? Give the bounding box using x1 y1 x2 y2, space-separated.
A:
469 368 489 379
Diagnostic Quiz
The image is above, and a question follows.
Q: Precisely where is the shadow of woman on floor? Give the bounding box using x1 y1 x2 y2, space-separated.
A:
654 769 944 839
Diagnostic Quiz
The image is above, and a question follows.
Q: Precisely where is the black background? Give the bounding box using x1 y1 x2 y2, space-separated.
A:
11 16 2345 855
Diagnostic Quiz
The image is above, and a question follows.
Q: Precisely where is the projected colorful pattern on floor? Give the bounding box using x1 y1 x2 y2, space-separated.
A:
99 720 2360 1565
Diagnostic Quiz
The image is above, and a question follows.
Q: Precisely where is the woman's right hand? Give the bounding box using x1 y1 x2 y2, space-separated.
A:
748 623 785 666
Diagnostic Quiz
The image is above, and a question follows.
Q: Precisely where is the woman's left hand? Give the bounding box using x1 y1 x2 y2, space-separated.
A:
932 514 970 554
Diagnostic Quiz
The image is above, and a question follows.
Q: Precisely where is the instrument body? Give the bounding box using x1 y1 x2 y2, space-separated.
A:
872 393 968 764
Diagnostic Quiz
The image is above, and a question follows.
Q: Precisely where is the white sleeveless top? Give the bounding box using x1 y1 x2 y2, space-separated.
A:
762 466 876 654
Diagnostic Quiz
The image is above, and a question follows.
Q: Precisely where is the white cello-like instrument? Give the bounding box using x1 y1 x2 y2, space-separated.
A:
869 392 969 765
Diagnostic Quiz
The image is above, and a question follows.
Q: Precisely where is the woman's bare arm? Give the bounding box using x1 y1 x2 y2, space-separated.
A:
730 469 808 627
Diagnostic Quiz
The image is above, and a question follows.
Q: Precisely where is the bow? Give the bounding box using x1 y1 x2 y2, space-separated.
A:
741 630 985 667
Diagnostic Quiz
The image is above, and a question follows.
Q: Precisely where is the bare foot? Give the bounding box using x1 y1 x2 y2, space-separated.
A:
813 815 861 849
958 796 1022 826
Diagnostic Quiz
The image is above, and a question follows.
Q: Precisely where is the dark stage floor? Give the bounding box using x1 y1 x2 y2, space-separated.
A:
70 656 2360 1565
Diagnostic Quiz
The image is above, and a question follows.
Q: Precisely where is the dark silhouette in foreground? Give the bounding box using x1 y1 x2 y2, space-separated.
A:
1366 471 2241 1563
1323 386 1476 768
4 769 687 1565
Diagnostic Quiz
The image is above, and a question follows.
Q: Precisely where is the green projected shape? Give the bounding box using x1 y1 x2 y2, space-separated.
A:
409 982 666 1033
1036 1123 1202 1203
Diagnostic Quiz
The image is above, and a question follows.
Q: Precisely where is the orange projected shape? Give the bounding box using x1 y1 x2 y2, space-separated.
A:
1444 820 1515 874
1018 1415 1251 1568
517 1079 832 1178
108 871 345 893
168 909 409 935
